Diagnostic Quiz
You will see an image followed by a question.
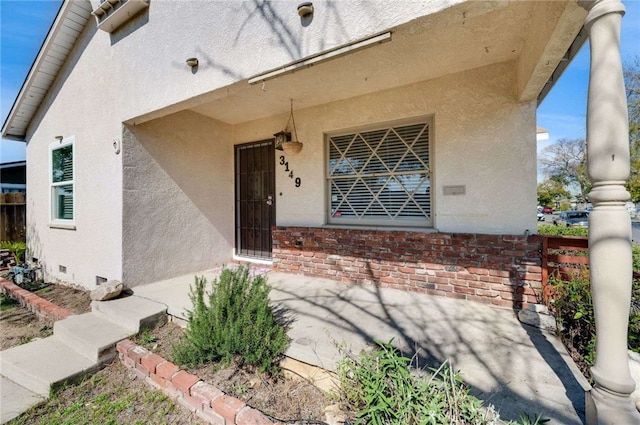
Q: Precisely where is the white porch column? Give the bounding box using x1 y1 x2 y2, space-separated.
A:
578 0 640 423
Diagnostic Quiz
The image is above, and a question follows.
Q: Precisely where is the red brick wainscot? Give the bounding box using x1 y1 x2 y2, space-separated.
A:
272 227 542 310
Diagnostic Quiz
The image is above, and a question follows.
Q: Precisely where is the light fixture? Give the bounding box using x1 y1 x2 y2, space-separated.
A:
297 2 313 17
186 57 199 67
274 99 303 155
55 135 63 142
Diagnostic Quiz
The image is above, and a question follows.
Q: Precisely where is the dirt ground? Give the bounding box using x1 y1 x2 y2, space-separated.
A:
0 280 331 424
0 282 91 350
135 321 331 422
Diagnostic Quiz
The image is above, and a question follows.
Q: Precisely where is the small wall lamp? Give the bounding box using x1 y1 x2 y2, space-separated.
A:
297 2 313 17
186 57 199 68
55 135 64 142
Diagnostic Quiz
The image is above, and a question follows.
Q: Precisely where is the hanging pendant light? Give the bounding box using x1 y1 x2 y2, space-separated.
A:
274 99 303 155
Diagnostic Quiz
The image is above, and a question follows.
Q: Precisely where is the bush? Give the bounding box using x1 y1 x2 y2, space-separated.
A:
548 272 640 378
333 340 544 425
536 224 588 237
0 240 27 264
633 245 640 272
172 266 289 374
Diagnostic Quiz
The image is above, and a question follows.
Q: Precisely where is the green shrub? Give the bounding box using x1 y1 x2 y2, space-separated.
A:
633 245 640 272
536 224 588 237
172 266 289 374
0 240 27 264
548 272 640 378
333 340 543 425
549 272 596 373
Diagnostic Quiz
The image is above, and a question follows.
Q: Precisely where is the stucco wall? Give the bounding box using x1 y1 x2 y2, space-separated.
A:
234 61 538 235
24 17 123 289
93 0 467 124
122 111 234 287
22 1 539 290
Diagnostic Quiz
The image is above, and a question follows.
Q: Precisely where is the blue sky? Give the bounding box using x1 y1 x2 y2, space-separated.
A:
1 0 639 166
537 0 640 157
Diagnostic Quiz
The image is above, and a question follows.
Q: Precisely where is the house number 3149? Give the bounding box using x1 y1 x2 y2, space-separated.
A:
279 155 301 187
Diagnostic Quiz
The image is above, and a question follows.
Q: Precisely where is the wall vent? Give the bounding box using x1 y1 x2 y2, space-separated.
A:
59 265 67 273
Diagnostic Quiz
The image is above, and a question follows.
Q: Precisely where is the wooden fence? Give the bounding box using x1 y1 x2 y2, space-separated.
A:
541 235 589 304
1 193 26 242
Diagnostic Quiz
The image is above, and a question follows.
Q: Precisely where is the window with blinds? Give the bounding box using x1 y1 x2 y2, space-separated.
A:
328 121 432 227
50 140 74 222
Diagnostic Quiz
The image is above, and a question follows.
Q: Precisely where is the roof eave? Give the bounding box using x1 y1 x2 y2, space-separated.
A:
1 0 92 141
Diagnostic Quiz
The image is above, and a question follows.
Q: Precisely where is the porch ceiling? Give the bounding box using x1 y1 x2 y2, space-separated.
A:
179 1 585 126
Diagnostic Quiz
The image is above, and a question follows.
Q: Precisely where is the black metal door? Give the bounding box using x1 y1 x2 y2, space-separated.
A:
235 140 275 259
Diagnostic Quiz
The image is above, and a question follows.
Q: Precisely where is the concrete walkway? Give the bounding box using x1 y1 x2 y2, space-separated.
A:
0 266 589 424
0 295 166 423
133 266 589 424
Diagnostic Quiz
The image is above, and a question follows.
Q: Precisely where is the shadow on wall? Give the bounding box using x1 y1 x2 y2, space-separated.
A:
121 112 235 286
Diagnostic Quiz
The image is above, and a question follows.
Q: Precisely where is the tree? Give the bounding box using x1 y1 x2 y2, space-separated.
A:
625 56 640 201
537 178 570 206
540 138 590 201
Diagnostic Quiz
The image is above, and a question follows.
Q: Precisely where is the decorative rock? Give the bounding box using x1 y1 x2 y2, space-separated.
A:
629 350 640 412
517 306 556 332
90 280 123 301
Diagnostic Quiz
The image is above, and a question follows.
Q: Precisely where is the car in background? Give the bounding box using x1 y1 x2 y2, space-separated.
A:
542 206 554 214
537 211 545 221
554 211 589 228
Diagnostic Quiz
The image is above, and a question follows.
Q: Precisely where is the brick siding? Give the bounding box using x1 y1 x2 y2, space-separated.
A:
272 227 542 310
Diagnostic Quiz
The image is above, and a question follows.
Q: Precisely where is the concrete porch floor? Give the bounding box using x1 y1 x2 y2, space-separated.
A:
132 266 588 424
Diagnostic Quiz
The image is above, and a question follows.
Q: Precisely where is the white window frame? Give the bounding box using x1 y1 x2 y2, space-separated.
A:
326 117 433 228
49 136 76 229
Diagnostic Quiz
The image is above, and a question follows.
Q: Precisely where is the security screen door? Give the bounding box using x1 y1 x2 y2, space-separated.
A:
235 140 275 259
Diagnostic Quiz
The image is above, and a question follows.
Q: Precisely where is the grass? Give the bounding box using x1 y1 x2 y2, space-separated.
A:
0 293 18 311
6 362 197 425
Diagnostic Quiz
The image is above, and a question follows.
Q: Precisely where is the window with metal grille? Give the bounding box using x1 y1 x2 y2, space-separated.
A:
327 120 432 227
50 138 74 223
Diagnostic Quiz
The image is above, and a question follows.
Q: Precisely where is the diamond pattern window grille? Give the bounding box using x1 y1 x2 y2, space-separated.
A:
328 122 431 226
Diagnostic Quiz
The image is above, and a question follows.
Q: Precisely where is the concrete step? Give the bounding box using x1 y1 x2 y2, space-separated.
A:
0 336 99 396
53 312 133 363
0 376 46 423
91 296 167 333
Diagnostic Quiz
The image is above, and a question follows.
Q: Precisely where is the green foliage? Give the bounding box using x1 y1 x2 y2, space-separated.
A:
547 272 640 379
0 241 27 264
548 272 596 372
172 266 289 374
334 340 544 425
537 179 569 207
536 224 588 237
633 245 640 272
0 293 18 311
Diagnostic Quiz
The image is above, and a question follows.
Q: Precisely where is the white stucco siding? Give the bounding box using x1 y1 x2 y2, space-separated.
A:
233 61 538 235
21 18 124 289
96 0 470 125
25 110 123 289
122 111 234 287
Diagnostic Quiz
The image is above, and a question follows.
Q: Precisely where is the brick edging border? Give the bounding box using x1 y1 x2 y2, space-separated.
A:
116 339 284 425
0 277 74 324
